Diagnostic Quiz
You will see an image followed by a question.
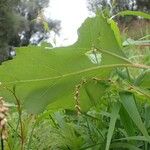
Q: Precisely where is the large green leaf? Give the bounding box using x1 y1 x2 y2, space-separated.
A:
0 14 130 113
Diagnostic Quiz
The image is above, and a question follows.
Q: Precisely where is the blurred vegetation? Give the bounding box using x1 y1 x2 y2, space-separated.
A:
87 0 150 32
0 0 20 62
87 0 150 14
0 0 60 63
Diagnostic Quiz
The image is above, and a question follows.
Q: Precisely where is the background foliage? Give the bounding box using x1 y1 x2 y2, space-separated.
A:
0 0 60 63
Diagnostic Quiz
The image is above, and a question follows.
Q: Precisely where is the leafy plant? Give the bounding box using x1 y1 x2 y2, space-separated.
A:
0 10 150 149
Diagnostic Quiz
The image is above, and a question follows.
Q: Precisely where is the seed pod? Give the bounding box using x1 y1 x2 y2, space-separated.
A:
0 97 9 140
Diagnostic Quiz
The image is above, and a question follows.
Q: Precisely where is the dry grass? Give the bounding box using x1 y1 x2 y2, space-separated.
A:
119 19 150 40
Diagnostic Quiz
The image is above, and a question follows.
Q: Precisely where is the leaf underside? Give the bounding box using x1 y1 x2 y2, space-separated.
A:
0 14 130 113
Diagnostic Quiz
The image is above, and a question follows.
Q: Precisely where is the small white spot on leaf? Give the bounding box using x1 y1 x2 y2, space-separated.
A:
85 49 102 64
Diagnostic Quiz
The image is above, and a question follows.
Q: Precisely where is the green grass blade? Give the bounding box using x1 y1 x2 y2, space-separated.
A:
119 105 136 136
114 136 148 142
117 10 150 19
110 142 142 150
105 102 121 150
119 92 150 142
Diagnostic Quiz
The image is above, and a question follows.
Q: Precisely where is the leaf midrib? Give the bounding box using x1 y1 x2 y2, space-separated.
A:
3 63 150 85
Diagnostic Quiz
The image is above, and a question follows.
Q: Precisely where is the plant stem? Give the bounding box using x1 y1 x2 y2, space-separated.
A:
1 134 4 150
8 122 21 138
6 88 24 150
13 93 24 150
27 120 36 150
125 67 131 82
